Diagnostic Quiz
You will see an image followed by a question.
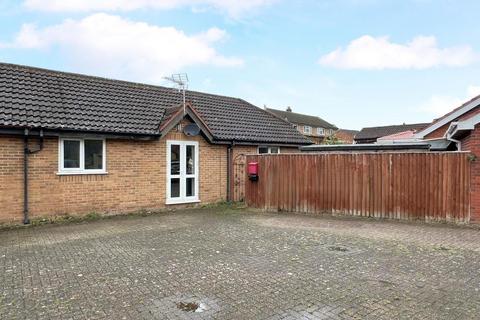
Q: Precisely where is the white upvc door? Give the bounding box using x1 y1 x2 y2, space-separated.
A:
166 140 199 204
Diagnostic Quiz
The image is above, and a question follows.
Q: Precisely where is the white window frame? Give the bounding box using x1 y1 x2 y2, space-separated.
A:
258 146 281 154
304 126 312 134
58 138 107 175
317 128 325 136
166 140 200 205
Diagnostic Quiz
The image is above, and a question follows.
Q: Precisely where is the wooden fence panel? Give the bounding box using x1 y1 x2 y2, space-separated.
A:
245 152 471 223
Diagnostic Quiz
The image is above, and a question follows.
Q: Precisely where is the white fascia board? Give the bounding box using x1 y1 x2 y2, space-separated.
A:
446 112 480 138
415 95 480 139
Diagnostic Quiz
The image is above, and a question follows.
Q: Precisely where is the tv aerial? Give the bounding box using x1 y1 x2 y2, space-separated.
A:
163 73 189 115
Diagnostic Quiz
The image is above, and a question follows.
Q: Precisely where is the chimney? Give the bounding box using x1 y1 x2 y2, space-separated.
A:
286 106 292 112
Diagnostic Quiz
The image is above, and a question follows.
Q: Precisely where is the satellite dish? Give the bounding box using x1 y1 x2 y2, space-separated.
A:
184 123 201 136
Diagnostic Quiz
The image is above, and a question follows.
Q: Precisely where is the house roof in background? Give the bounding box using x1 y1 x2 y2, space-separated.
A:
355 123 429 141
266 107 337 130
377 130 416 141
337 129 359 136
0 62 310 145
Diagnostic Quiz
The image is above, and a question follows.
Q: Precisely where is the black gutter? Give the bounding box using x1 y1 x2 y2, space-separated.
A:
0 127 160 140
23 129 44 224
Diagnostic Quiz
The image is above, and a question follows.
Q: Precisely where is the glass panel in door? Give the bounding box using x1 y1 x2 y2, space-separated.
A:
170 144 181 198
186 177 195 197
186 145 195 175
171 144 180 175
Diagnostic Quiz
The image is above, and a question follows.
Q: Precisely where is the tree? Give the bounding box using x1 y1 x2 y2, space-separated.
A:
324 134 343 145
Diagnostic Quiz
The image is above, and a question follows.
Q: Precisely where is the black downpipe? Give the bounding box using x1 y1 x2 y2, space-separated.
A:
23 132 29 224
226 144 233 202
23 129 44 225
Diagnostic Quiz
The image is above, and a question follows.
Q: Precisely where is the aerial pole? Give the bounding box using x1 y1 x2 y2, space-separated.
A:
163 73 189 115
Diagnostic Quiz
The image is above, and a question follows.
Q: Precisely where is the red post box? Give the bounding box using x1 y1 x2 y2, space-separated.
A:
248 162 259 181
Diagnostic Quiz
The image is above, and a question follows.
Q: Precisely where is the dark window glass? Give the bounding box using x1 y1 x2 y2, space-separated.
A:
186 145 195 175
186 178 195 197
170 144 180 175
270 147 279 154
63 140 80 168
84 140 103 170
258 147 269 154
171 178 180 198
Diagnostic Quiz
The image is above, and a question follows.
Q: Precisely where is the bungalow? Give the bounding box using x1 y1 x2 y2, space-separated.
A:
0 63 311 223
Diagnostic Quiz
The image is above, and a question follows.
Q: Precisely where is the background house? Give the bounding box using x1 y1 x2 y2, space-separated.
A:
354 123 429 144
266 107 337 144
0 62 310 223
335 129 359 144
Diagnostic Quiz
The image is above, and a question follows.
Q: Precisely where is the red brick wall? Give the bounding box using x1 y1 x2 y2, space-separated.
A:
0 125 229 222
461 124 480 222
0 123 301 222
0 136 24 218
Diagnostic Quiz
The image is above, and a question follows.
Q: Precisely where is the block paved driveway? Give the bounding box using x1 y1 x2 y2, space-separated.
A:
1 207 480 319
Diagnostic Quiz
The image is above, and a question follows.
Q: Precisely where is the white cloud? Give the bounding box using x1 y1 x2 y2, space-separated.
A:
420 85 480 116
0 13 243 82
319 35 476 70
23 0 277 17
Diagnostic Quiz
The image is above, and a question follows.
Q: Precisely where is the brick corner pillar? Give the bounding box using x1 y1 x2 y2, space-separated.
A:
470 159 480 223
463 126 480 223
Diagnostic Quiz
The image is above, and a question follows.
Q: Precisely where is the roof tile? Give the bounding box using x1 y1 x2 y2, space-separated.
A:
0 63 310 144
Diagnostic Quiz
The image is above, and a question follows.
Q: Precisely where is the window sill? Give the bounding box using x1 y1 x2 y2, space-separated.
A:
165 199 201 205
56 171 108 176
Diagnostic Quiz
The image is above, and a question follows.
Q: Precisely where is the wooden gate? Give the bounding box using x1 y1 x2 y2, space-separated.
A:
232 154 246 202
245 152 472 223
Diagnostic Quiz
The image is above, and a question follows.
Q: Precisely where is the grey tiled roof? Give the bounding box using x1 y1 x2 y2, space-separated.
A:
355 123 429 141
266 108 337 130
0 63 310 145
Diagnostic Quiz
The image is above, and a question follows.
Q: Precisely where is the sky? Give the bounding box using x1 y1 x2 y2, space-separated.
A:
1 0 480 130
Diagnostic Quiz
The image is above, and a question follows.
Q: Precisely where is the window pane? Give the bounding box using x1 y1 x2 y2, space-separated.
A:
84 140 103 170
63 140 80 168
270 147 279 154
171 178 180 198
186 145 195 175
170 144 180 175
186 178 195 197
258 147 269 154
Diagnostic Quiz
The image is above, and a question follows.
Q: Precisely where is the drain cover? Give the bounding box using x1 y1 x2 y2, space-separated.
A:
328 246 349 252
177 302 199 312
146 294 219 317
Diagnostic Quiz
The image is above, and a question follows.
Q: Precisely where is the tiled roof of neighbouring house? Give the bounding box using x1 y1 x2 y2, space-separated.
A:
0 62 311 145
355 123 429 141
337 129 359 136
266 108 338 130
